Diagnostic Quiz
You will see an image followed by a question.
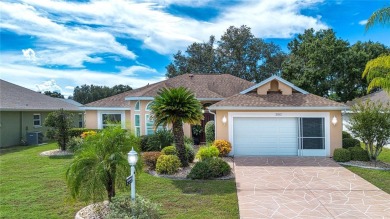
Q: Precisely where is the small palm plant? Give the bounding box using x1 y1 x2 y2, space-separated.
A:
66 126 141 202
151 87 203 167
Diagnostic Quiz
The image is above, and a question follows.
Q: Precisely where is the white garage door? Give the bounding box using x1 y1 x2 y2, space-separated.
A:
233 117 298 156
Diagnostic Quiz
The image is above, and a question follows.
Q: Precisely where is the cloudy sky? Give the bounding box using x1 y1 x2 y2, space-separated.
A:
1 0 389 97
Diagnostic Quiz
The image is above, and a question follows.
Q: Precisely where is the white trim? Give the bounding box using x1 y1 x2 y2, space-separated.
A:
97 110 125 129
228 112 330 157
134 101 140 111
209 106 347 111
145 101 153 111
126 97 154 101
83 107 128 111
134 114 141 136
240 75 309 94
33 113 41 127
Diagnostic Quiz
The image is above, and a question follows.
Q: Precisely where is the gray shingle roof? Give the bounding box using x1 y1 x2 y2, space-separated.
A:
346 90 389 106
0 80 82 111
85 74 255 107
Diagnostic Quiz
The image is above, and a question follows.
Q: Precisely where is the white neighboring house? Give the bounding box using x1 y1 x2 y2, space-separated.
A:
343 90 390 148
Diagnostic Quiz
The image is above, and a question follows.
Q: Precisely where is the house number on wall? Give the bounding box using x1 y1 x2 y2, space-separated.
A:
275 113 282 116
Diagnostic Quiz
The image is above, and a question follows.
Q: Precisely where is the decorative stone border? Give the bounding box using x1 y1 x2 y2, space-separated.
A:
339 161 390 170
40 149 73 156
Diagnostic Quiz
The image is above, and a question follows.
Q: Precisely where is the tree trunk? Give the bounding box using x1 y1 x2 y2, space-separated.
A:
106 172 115 202
172 120 188 167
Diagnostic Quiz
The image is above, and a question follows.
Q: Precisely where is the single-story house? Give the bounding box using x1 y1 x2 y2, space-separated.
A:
84 74 347 156
343 90 390 148
0 79 84 147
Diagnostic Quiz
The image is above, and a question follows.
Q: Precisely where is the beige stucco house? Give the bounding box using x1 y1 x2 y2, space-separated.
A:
84 74 347 157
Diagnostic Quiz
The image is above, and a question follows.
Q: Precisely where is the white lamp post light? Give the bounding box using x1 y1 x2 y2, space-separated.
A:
127 147 138 201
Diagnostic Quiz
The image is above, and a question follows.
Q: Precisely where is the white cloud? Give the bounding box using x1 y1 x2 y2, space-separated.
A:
65 86 75 90
22 48 37 62
8 0 328 57
36 79 62 93
118 65 158 76
359 19 368 25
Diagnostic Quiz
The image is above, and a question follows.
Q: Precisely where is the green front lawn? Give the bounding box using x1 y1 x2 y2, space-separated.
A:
344 166 390 194
378 147 390 163
0 143 238 219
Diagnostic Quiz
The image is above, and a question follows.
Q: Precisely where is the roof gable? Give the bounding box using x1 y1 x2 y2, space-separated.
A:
240 75 308 95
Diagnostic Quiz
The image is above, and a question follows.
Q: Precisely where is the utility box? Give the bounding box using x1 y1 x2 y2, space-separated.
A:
26 132 43 145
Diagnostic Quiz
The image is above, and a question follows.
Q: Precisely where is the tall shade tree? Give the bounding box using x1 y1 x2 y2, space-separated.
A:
151 87 203 167
66 126 141 202
166 25 286 82
73 84 132 104
349 100 390 162
362 55 390 93
365 6 390 30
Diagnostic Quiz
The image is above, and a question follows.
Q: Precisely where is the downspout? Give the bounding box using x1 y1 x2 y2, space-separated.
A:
208 109 217 140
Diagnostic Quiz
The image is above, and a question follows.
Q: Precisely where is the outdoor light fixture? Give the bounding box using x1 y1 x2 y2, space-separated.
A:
332 116 338 126
222 115 227 125
201 109 205 114
127 148 138 201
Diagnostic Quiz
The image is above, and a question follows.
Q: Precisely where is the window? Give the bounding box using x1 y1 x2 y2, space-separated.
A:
134 114 141 137
134 101 140 111
102 114 121 128
298 118 325 150
145 114 154 135
78 113 83 128
33 114 41 126
145 101 153 111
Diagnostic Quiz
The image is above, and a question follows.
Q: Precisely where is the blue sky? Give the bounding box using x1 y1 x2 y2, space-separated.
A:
1 0 389 98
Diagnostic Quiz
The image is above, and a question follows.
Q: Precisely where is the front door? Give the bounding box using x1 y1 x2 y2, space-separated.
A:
298 118 326 156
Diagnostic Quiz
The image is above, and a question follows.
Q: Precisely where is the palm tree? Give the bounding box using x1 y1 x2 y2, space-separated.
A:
365 6 390 30
151 87 203 167
66 126 141 202
362 55 390 93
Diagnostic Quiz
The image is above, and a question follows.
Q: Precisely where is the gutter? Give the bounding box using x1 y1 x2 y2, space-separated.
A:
208 106 349 111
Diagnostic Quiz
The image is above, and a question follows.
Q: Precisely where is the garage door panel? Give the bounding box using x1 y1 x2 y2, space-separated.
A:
233 117 298 156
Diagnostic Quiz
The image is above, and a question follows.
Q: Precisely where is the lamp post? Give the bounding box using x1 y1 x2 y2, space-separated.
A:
127 147 138 201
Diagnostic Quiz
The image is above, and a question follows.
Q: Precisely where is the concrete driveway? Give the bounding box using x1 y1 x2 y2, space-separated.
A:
234 157 390 218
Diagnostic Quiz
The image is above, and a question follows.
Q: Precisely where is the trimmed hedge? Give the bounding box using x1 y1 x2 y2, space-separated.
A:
68 128 98 138
342 138 360 149
333 148 351 162
205 121 215 143
187 158 231 179
196 146 219 161
348 146 369 161
342 131 352 139
156 155 181 174
142 152 161 170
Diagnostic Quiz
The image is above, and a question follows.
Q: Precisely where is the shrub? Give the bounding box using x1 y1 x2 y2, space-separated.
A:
44 108 74 151
66 137 84 152
107 195 160 219
205 121 215 143
187 158 231 179
161 146 177 155
145 134 163 151
141 129 174 152
342 131 352 139
342 138 360 149
348 146 369 161
69 128 88 138
155 129 174 148
184 136 194 145
212 140 232 157
196 146 219 161
333 148 351 162
185 143 195 163
142 152 161 170
140 135 150 151
81 130 97 139
156 155 181 174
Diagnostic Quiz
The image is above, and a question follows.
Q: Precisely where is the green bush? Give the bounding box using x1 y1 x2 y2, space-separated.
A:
205 121 215 143
184 136 194 145
333 148 351 162
342 138 360 149
342 131 352 139
140 135 150 151
142 152 161 170
196 146 219 161
66 137 84 152
187 158 231 179
155 129 174 148
107 195 160 219
185 144 195 163
141 129 174 152
161 146 177 155
348 146 369 161
156 155 181 174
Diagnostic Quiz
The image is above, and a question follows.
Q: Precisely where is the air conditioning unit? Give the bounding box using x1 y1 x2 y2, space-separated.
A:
26 132 43 145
